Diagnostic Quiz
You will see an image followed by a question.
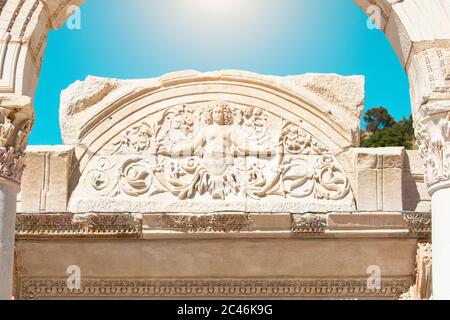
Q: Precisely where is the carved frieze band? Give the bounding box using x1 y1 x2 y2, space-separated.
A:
0 109 32 185
159 214 253 233
415 108 450 192
16 213 330 237
15 212 433 238
292 213 327 235
15 213 143 239
17 278 412 300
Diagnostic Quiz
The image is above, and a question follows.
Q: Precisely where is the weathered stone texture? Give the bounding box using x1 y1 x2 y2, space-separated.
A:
3 0 449 300
18 146 74 213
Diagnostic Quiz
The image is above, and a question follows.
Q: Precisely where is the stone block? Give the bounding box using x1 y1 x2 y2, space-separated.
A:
403 150 431 212
19 146 74 213
348 147 405 211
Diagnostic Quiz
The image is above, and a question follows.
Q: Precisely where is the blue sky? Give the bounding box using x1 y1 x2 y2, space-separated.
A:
31 0 411 145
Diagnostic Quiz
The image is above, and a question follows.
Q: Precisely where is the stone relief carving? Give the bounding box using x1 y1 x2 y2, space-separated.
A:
415 107 450 192
403 212 432 235
401 242 432 300
17 278 411 300
74 101 353 211
0 110 32 184
292 213 327 235
409 48 450 194
16 213 143 239
159 214 252 233
414 242 433 300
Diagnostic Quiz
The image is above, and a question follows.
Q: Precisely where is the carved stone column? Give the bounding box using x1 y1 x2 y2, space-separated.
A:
410 47 450 299
355 0 450 300
0 0 85 300
0 97 32 299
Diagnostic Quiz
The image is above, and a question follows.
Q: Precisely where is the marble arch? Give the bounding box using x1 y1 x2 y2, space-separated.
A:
0 0 449 299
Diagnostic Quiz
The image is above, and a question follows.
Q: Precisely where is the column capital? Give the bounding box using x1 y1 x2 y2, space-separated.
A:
415 102 450 195
0 95 34 186
408 46 450 195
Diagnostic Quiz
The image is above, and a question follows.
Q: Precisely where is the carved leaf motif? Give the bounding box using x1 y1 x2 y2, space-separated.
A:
0 114 15 148
119 159 153 196
160 214 251 232
313 156 350 200
0 112 32 184
234 107 269 141
415 111 450 188
109 123 155 155
292 213 327 234
282 123 329 155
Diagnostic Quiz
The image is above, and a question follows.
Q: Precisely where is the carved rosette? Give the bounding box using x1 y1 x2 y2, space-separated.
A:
403 212 432 236
0 110 33 185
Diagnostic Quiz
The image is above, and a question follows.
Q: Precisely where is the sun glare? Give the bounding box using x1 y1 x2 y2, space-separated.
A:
186 0 245 13
177 0 255 18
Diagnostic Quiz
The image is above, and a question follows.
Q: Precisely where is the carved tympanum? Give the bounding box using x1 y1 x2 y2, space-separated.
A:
74 101 353 211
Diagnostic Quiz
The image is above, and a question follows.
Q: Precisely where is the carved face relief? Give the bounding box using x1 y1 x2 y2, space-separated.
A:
72 101 355 213
206 102 233 126
213 105 225 125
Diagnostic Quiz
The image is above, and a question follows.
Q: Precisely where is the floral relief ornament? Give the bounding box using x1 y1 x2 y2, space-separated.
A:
0 110 33 184
86 101 351 202
415 109 450 190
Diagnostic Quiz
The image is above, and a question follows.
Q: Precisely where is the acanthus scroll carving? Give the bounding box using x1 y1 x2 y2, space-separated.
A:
0 109 33 185
409 47 450 194
415 105 450 192
79 101 353 206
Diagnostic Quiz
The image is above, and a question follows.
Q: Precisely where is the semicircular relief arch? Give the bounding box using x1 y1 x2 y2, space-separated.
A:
62 71 361 213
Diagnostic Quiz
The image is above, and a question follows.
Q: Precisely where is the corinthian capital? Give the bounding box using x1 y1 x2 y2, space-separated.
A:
415 102 450 194
0 95 33 185
408 47 450 195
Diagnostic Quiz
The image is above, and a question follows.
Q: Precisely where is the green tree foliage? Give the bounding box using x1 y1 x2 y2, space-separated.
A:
360 107 414 149
363 107 396 133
